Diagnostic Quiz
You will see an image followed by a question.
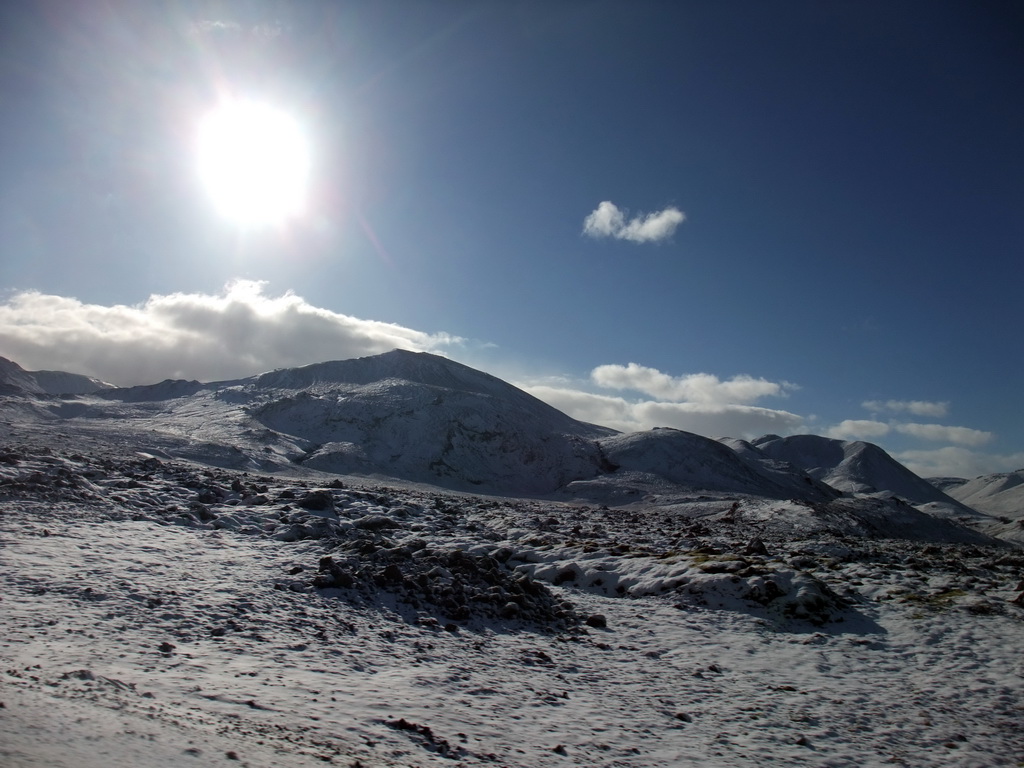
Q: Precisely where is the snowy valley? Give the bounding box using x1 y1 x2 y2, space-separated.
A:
1 351 1022 767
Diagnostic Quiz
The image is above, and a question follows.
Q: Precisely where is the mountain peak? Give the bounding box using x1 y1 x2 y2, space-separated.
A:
253 350 501 394
752 433 971 510
0 356 113 396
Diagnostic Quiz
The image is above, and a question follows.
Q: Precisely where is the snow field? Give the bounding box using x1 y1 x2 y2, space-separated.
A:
2 444 1023 766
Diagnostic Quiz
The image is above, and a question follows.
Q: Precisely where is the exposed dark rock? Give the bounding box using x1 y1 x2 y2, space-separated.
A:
744 537 769 556
296 490 334 512
353 514 400 530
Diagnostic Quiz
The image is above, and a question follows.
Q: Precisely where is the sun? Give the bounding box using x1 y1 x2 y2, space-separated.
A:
197 100 310 227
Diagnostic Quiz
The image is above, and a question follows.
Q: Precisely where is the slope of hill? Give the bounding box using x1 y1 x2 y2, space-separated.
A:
0 351 1004 544
937 470 1024 517
1 441 1021 768
750 434 974 513
587 428 837 502
237 355 846 501
250 376 611 494
30 369 114 394
931 471 1024 545
251 350 575 424
0 356 45 395
719 437 842 502
0 355 113 395
83 350 616 494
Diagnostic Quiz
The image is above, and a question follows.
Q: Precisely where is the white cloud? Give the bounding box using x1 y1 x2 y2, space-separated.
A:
0 281 462 386
618 207 687 243
591 362 795 405
521 361 803 438
581 201 624 238
893 422 994 447
523 384 804 438
632 400 805 439
525 386 636 432
863 399 949 418
582 201 685 243
894 447 1024 479
826 419 891 440
824 417 994 447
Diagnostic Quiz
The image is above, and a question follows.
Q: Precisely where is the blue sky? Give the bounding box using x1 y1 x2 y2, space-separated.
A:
1 1 1022 478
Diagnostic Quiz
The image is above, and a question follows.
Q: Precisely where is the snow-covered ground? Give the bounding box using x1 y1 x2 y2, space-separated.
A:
3 439 1023 768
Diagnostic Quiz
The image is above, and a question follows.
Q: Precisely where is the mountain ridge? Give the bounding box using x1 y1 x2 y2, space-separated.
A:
0 355 113 396
750 433 974 513
0 350 1012 545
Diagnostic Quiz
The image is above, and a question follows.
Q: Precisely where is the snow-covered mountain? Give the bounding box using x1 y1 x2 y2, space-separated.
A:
238 350 616 493
750 433 973 512
588 429 838 502
0 355 113 395
0 356 44 395
3 351 1023 766
0 350 1008 543
930 471 1024 545
65 351 855 503
718 436 841 502
933 470 1024 517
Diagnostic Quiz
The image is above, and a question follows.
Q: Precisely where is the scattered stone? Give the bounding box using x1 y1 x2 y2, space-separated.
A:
585 614 607 628
196 488 222 504
553 567 579 585
353 514 399 530
744 537 769 556
296 490 335 512
62 669 95 681
789 556 819 570
386 718 457 756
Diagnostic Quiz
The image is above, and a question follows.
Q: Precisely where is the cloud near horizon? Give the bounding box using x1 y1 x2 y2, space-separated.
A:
825 419 891 440
582 201 685 243
523 384 804 438
826 418 993 447
894 422 994 447
895 447 1024 479
0 281 462 386
522 360 803 438
863 399 949 418
592 362 796 405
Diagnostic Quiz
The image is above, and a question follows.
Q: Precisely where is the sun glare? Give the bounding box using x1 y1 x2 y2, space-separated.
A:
197 100 310 227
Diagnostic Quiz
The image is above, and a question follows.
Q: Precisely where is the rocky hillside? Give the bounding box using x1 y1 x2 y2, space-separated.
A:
0 355 113 396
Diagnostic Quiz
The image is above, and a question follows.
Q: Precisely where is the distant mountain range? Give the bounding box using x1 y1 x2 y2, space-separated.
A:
1 349 1018 544
749 433 976 512
0 355 113 396
935 471 1024 517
